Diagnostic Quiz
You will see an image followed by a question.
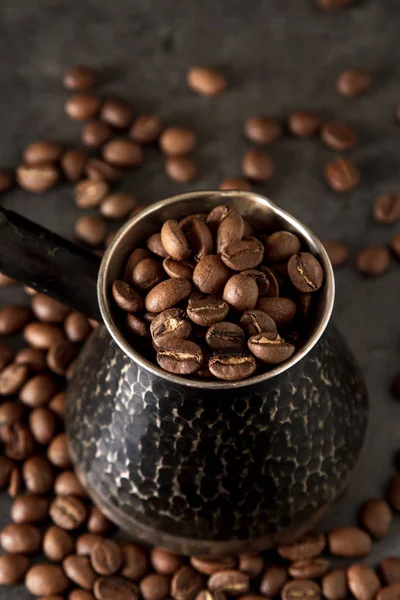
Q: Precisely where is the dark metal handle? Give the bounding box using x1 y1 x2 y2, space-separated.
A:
0 207 102 322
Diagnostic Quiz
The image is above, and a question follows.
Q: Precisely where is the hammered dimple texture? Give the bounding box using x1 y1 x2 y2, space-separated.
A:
66 323 368 542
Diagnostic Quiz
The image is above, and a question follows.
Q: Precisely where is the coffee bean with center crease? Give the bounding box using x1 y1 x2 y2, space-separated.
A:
77 533 104 557
209 350 256 381
187 297 229 327
100 98 133 129
150 309 192 346
208 570 249 597
145 279 192 313
288 111 322 137
94 576 139 600
121 542 148 580
0 554 30 585
47 340 77 376
288 252 324 292
183 218 213 261
140 573 171 600
380 558 400 585
43 525 75 561
324 157 360 192
259 565 288 597
171 565 203 600
132 259 164 291
130 115 163 144
320 121 358 151
328 527 372 557
377 583 400 600
157 339 202 375
11 494 49 524
248 331 295 364
23 456 54 493
263 231 301 264
356 246 391 277
0 422 35 460
74 179 109 208
193 255 230 294
25 564 69 596
206 205 230 232
17 164 59 192
216 208 244 253
337 68 373 97
91 539 122 575
221 237 264 271
347 564 381 600
238 554 263 578
0 364 29 396
282 580 321 600
256 297 297 327
64 555 97 589
359 498 392 539
61 149 88 181
163 257 194 280
50 495 87 530
278 532 326 560
112 281 144 312
223 274 259 311
205 322 245 350
151 547 184 575
161 220 191 261
240 310 277 337
242 149 274 182
0 523 41 554
373 193 400 224
289 558 330 580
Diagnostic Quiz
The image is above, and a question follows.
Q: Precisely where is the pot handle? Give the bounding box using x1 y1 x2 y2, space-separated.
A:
0 207 102 322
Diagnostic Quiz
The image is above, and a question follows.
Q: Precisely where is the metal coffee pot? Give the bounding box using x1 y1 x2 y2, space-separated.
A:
0 190 368 555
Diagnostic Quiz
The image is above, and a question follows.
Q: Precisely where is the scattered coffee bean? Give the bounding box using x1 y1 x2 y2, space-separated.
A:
242 148 274 182
380 558 400 585
0 168 13 192
0 522 41 554
165 156 198 183
32 294 69 323
100 98 132 129
25 564 69 596
278 532 326 560
322 569 347 600
121 542 148 580
377 583 400 600
0 363 29 395
324 156 361 192
150 547 184 575
75 214 107 247
160 127 197 157
259 565 288 597
65 93 101 120
206 322 246 350
140 573 171 600
102 139 143 167
91 539 122 575
47 432 71 468
373 193 400 224
23 140 62 166
282 580 321 600
49 391 66 417
320 121 358 151
23 455 54 493
17 164 59 192
223 275 259 311
208 570 249 597
356 245 391 277
359 498 392 539
0 553 30 585
29 407 57 445
86 157 121 182
65 312 92 343
74 180 109 210
20 374 58 407
14 347 46 372
322 240 349 268
187 66 226 96
0 401 24 427
43 524 75 561
61 149 88 181
24 322 65 349
157 339 202 375
50 495 87 530
64 555 97 590
289 558 330 580
171 565 203 600
337 68 373 97
94 576 139 600
130 115 163 144
347 563 381 600
244 116 283 145
87 506 111 534
47 340 77 375
54 470 87 497
64 66 95 91
77 533 104 556
0 273 17 286
82 120 112 147
288 111 322 137
218 177 252 191
0 421 35 460
238 554 263 578
328 527 372 557
100 192 136 220
11 494 48 524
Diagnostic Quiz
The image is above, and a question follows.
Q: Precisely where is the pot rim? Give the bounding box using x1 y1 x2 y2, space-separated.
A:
98 190 335 390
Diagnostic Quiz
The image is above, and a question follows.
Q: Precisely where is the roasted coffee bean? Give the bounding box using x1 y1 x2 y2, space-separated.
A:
32 294 69 323
17 163 59 192
50 495 87 530
163 257 194 280
100 192 136 220
356 245 391 277
146 234 168 258
0 522 41 554
140 573 171 600
0 273 17 286
25 564 69 596
0 341 13 371
324 157 360 192
373 193 400 224
337 68 373 97
47 433 71 468
0 422 35 460
165 156 198 183
218 177 252 191
206 322 245 350
94 576 139 600
121 542 148 580
240 270 269 296
390 233 400 261
359 498 392 539
15 347 47 372
320 121 358 151
187 297 229 327
216 208 244 254
87 506 111 534
112 281 143 312
208 570 249 597
377 583 400 600
75 214 107 247
288 252 324 292
256 297 296 327
0 363 28 395
282 580 321 600
124 249 153 281
66 93 101 120
288 111 322 137
179 213 208 228
289 558 329 580
64 66 95 90
0 553 30 585
387 474 400 510
100 99 132 129
150 309 192 346
8 467 21 497
82 120 112 147
49 392 66 418
29 407 57 445
248 332 295 364
161 220 191 260
317 0 354 8
183 218 213 261
145 279 192 313
54 470 87 497
328 527 372 557
85 158 121 181
11 494 49 524
264 231 301 264
223 274 258 311
20 374 58 407
65 312 92 343
187 66 227 96
242 149 274 182
160 127 197 156
380 558 400 585
24 322 65 349
347 564 381 600
151 547 184 575
259 565 288 597
278 532 326 560
209 350 256 381
240 310 277 337
23 455 54 493
0 168 13 192
322 569 347 600
130 115 163 144
193 255 230 294
64 555 97 590
0 401 24 427
244 116 282 145
206 205 230 231
322 240 349 268
61 149 89 181
172 565 203 600
222 237 264 271
126 313 149 337
157 339 202 375
43 525 75 561
47 341 77 375
23 141 62 166
238 554 263 578
102 139 143 167
91 539 122 575
132 259 164 291
77 533 104 556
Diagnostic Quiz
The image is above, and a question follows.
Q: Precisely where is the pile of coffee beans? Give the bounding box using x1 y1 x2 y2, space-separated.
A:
111 206 324 380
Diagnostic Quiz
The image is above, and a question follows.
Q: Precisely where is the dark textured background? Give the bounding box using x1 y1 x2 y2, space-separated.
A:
0 0 400 597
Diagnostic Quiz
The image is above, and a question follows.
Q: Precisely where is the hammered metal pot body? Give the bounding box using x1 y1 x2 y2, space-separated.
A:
66 321 368 555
